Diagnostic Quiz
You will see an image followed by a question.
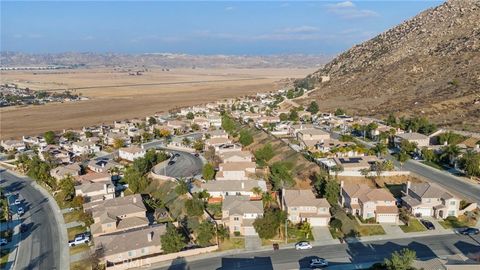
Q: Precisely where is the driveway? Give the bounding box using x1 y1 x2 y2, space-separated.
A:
245 235 262 250
312 226 334 242
422 217 448 232
381 224 405 237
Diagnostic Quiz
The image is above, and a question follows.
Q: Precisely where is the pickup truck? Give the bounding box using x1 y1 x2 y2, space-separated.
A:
68 235 90 247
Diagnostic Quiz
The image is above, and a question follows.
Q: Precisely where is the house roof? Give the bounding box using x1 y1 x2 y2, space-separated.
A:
219 162 256 171
119 146 144 154
409 182 455 200
283 189 331 208
298 128 330 136
75 172 111 183
222 195 263 215
375 206 399 214
220 151 253 161
396 132 429 141
343 184 396 203
206 137 231 145
84 194 146 215
94 224 166 257
75 181 111 194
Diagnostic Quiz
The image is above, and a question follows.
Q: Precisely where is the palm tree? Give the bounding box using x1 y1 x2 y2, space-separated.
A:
331 165 344 178
251 187 263 198
262 192 275 209
299 221 312 239
373 143 388 158
440 144 460 165
360 168 371 179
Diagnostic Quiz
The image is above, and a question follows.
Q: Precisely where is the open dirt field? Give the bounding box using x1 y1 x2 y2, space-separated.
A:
1 68 313 139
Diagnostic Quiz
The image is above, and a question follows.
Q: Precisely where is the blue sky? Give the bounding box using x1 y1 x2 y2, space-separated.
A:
1 1 442 55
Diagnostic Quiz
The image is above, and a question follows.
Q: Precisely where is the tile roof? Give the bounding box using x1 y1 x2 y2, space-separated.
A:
283 189 331 208
222 195 263 216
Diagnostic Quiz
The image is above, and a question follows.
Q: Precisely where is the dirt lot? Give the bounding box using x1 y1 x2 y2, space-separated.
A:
0 68 313 139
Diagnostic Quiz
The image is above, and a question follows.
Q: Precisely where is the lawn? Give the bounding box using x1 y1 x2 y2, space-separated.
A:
70 243 91 255
70 260 92 270
357 224 386 237
439 215 477 229
421 161 444 170
399 219 426 233
218 237 245 251
67 225 87 240
331 207 385 238
63 210 82 224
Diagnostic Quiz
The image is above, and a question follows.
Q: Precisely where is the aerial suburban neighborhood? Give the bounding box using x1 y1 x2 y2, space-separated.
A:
1 0 480 270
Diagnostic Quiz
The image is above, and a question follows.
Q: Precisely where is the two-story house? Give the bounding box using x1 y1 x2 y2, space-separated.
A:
340 182 399 223
75 181 115 203
222 195 263 235
282 189 331 226
198 180 267 201
84 194 149 237
219 151 253 163
118 146 146 162
216 162 256 180
402 181 460 218
72 140 101 155
296 128 331 149
395 132 430 148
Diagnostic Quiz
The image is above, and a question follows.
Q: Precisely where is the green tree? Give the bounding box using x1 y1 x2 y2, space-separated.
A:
306 101 319 114
253 209 285 239
262 192 275 209
161 224 186 254
84 131 93 138
373 143 388 158
459 150 480 177
175 180 189 195
202 163 215 180
44 131 56 145
334 108 346 116
385 113 397 127
360 168 371 179
193 140 205 152
195 221 216 247
440 144 460 164
63 131 77 142
186 112 195 120
421 147 436 162
59 175 75 201
113 138 125 149
384 248 416 270
254 143 275 166
269 162 295 190
330 165 344 178
324 180 340 205
279 113 288 121
221 115 236 134
148 117 157 126
191 123 200 131
239 130 253 146
185 198 205 216
288 109 299 121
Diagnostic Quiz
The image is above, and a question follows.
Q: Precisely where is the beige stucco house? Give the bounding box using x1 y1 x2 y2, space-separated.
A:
221 195 263 235
282 189 331 226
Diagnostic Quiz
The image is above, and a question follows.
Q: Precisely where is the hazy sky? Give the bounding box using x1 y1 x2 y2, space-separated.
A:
1 1 441 55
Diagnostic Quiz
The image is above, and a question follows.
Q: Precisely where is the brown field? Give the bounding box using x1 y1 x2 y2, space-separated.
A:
0 68 313 139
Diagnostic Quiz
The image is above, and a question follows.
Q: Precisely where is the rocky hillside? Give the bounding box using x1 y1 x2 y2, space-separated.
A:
301 0 480 131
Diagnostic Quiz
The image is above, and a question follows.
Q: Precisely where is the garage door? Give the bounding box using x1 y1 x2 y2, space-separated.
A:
377 214 398 223
415 208 432 217
309 218 328 226
243 226 258 236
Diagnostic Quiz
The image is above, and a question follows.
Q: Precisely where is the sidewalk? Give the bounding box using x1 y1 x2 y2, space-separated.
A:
5 214 21 270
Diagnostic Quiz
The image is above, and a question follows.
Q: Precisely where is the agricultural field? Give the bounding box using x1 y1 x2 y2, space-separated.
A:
0 67 313 139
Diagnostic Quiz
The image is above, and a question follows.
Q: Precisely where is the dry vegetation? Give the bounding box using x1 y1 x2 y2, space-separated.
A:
0 68 313 139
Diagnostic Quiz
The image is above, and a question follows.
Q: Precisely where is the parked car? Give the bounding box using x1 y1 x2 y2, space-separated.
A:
20 224 29 233
17 207 25 216
310 258 328 269
273 243 279 251
168 160 175 166
460 227 479 235
0 238 7 246
295 241 312 250
68 234 90 247
14 199 21 205
420 219 435 230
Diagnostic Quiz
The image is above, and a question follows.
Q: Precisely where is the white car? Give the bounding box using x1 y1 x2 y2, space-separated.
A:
0 238 7 246
14 199 21 205
295 241 312 250
310 258 328 268
17 207 25 215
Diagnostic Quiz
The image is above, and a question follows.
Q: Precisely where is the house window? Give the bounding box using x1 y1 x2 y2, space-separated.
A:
450 201 455 205
448 211 455 216
291 207 297 211
234 226 240 231
107 223 112 227
141 248 146 254
234 217 239 221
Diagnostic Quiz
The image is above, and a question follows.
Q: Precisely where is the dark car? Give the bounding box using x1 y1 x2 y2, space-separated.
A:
168 160 175 166
20 224 29 233
460 227 479 235
310 258 328 269
272 243 279 251
420 219 435 230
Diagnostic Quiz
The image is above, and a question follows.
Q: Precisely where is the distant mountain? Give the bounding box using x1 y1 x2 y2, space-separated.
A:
301 0 480 131
0 52 330 69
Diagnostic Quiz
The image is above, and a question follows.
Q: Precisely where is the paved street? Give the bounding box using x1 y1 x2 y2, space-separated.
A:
153 234 480 270
0 169 68 270
152 150 203 179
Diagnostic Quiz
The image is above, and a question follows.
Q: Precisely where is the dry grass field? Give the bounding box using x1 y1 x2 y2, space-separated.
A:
0 68 313 139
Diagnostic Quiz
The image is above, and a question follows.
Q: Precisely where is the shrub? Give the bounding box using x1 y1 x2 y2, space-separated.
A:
234 231 241 237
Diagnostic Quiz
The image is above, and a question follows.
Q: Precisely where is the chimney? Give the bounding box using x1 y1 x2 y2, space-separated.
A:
133 196 137 203
406 181 411 195
147 231 153 242
241 182 245 190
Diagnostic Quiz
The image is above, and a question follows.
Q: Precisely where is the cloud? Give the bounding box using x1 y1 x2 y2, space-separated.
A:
327 1 378 19
130 35 185 43
225 6 235 11
194 30 323 42
278 25 319 34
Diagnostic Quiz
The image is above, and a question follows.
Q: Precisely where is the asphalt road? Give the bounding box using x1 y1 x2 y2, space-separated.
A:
155 234 480 270
0 169 66 270
153 150 203 179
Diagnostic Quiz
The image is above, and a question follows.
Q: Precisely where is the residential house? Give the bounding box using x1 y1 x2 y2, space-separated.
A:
411 254 480 270
39 145 72 164
402 181 461 218
395 132 430 148
119 146 146 162
297 128 331 149
84 194 149 237
104 132 131 146
222 196 263 235
72 140 100 155
333 156 379 172
88 159 122 173
216 162 256 180
93 224 167 265
215 143 243 155
204 137 231 150
198 180 267 201
192 117 210 130
340 182 399 223
219 151 253 163
282 189 331 226
75 181 115 203
207 129 228 139
75 172 111 183
50 163 82 181
1 140 26 152
22 136 47 148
